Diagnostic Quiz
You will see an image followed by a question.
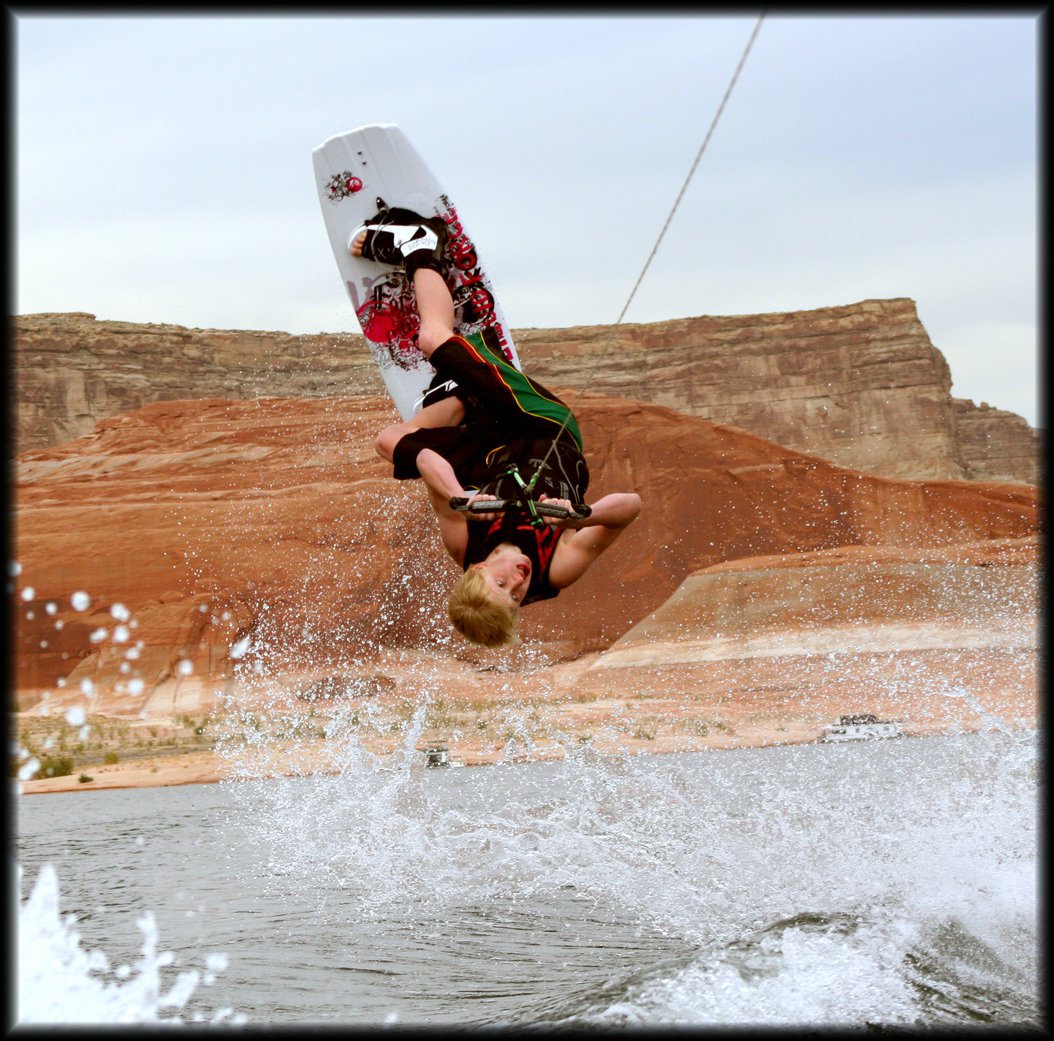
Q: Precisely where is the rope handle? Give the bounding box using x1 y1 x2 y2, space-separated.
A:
449 496 592 521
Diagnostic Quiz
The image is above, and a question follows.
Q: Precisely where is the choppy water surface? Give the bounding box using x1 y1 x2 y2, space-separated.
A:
16 728 1039 1027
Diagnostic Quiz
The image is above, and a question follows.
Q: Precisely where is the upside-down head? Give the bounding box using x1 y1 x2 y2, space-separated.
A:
447 567 519 648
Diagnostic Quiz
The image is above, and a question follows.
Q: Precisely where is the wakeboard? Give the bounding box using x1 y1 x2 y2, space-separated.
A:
312 123 520 420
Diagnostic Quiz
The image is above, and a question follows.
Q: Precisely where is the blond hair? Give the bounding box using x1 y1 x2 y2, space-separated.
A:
447 567 518 647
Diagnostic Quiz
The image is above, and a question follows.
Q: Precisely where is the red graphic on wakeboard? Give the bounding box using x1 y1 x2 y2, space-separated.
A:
453 281 496 329
348 194 515 371
326 171 363 201
354 275 421 371
354 268 497 372
436 195 513 363
447 228 478 271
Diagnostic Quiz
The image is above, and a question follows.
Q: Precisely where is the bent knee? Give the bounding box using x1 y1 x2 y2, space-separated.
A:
375 424 405 462
417 320 453 357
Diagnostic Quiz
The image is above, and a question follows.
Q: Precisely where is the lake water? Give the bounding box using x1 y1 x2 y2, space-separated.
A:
15 725 1040 1027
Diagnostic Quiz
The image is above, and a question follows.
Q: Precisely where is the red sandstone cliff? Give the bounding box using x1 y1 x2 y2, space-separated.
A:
12 300 1038 484
12 391 1037 721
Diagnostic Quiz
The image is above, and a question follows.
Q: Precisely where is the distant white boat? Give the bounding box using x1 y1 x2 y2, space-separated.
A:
820 714 901 743
422 745 450 767
421 745 463 768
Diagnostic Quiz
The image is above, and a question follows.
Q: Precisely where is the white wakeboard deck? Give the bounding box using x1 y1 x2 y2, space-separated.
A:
312 124 520 420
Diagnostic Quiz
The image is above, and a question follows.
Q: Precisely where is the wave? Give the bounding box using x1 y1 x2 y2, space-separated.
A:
221 707 1038 1027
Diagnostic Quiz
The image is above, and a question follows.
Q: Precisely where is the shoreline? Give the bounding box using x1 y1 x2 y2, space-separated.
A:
14 718 1024 796
16 739 781 796
17 655 1037 797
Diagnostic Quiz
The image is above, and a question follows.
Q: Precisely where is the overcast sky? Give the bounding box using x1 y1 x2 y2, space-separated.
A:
13 10 1040 427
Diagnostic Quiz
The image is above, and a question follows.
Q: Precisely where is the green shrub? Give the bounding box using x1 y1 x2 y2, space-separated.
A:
37 755 75 779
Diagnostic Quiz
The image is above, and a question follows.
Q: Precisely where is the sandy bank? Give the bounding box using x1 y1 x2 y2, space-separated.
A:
15 716 1027 796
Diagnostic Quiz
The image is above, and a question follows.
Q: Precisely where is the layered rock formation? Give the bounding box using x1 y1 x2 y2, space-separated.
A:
13 391 1038 732
952 398 1041 484
520 298 992 482
13 312 376 450
574 539 1037 742
13 299 1038 483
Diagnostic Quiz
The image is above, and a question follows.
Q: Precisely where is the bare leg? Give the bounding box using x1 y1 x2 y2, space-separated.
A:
351 232 455 357
412 268 456 356
351 230 464 459
374 394 465 462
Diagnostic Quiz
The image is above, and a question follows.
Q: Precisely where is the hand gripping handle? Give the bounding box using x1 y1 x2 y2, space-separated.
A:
449 497 592 520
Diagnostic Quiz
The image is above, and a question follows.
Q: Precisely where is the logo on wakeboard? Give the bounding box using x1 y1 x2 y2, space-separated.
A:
326 172 363 201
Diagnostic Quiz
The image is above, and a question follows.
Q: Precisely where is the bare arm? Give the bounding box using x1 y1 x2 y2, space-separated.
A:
547 492 642 589
415 448 469 563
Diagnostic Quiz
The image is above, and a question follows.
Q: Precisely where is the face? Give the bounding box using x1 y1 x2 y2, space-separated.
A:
473 545 532 609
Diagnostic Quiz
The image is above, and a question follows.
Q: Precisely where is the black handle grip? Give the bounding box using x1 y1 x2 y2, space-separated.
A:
449 497 591 520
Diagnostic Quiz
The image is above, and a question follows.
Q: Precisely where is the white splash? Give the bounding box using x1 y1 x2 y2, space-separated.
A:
230 717 1037 1025
17 863 245 1025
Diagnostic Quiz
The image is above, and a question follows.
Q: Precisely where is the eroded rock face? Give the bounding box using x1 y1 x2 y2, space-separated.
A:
13 300 1038 483
519 298 972 481
953 398 1040 485
574 538 1039 738
593 541 1036 666
12 312 379 451
12 392 1038 718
